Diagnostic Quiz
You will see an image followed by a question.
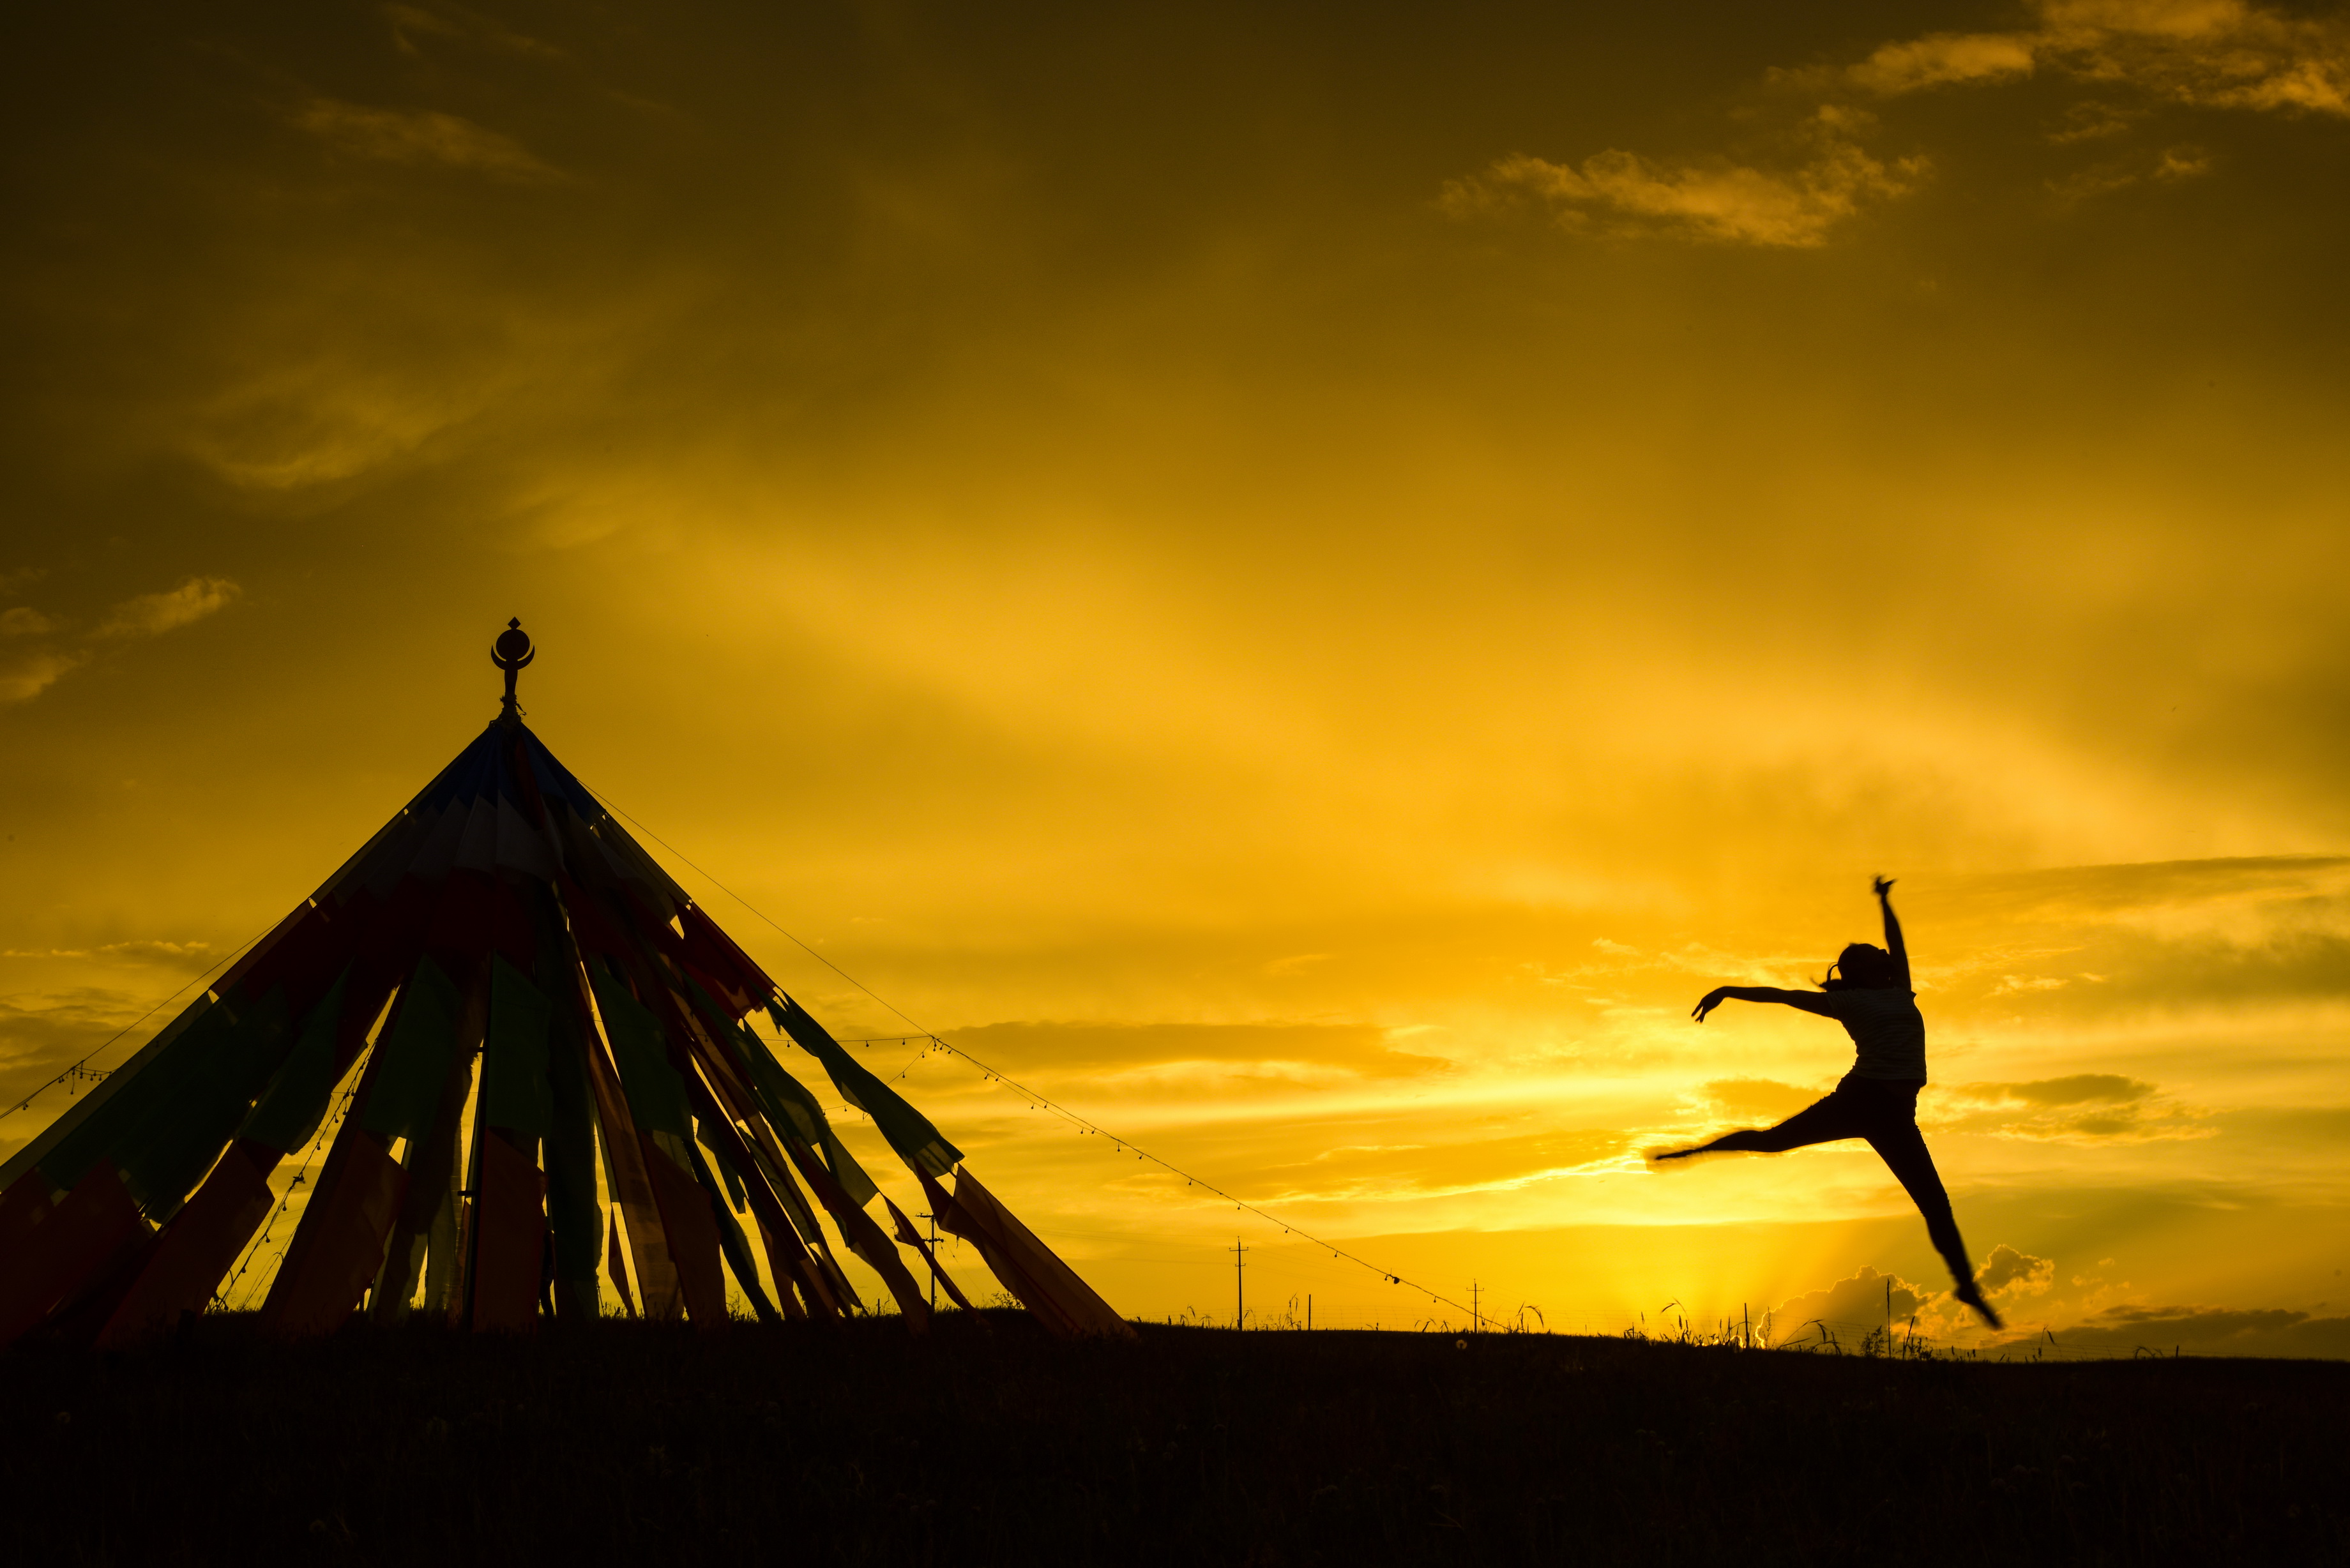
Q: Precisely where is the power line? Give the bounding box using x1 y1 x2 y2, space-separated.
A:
4 921 277 1120
588 789 1489 1322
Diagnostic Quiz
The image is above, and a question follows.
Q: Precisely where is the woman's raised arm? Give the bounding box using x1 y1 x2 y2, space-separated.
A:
1874 876 1911 988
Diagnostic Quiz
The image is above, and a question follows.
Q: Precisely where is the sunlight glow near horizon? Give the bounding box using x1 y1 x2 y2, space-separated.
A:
3 0 2347 1357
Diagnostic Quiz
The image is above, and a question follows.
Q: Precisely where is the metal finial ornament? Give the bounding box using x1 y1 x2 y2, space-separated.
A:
491 617 534 725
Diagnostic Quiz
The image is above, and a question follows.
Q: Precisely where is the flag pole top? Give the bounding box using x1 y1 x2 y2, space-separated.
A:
492 617 534 725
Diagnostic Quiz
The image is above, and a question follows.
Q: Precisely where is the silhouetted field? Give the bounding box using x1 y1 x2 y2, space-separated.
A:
6 1313 2343 1565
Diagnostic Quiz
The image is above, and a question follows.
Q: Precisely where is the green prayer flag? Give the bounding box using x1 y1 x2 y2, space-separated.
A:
241 967 353 1153
684 1133 778 1322
481 955 554 1134
543 999 603 1286
120 986 293 1215
680 979 880 1208
361 956 464 1140
768 995 960 1179
699 1115 749 1212
524 886 602 1285
41 986 265 1195
591 964 691 1138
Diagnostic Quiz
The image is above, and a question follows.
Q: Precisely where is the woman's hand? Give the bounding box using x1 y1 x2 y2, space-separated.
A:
1691 987 1730 1022
1872 875 1897 899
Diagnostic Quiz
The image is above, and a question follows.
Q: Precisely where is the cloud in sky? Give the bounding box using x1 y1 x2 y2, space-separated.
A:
1949 1074 2155 1108
1443 108 1923 248
1975 1242 2057 1297
292 98 561 182
945 1021 1453 1080
1768 1253 2350 1359
0 988 147 1071
384 3 567 63
1453 0 2342 246
94 577 241 640
0 651 85 705
2 941 213 963
1932 1076 2210 1143
1701 1078 1824 1124
2 576 239 705
2052 1302 2350 1357
1847 0 2350 114
1767 1266 1930 1345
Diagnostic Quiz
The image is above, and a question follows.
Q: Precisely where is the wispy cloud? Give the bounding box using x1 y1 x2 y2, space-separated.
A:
0 988 148 1069
1 576 241 705
383 3 567 62
1846 31 2043 94
1698 1078 1826 1123
1449 0 2338 248
2053 1302 2350 1357
944 1020 1453 1078
1846 0 2350 116
0 651 86 704
293 98 561 182
1933 1074 2208 1142
1444 107 1922 249
3 940 213 964
95 577 240 639
1948 1073 2156 1108
2047 142 2213 202
1777 1252 2350 1357
1257 1126 1634 1203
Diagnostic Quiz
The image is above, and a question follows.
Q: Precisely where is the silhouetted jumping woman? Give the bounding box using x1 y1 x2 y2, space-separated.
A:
1652 877 2004 1327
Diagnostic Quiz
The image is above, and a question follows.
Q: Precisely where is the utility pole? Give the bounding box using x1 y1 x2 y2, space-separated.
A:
920 1212 939 1311
1230 1235 1248 1331
1470 1280 1482 1334
1307 1293 1312 1332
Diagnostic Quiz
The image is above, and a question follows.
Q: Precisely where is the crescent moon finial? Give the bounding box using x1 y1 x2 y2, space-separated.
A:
492 618 535 724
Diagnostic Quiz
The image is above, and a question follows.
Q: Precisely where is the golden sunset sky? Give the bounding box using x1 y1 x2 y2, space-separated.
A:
4 0 2348 1352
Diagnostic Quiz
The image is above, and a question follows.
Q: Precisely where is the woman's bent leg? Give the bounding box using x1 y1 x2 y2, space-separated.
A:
1863 1120 1976 1288
1655 1091 1869 1159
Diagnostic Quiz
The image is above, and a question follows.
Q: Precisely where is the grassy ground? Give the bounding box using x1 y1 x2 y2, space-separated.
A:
5 1313 2344 1565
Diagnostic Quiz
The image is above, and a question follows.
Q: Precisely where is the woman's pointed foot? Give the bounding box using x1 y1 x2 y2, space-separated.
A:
1953 1280 2004 1330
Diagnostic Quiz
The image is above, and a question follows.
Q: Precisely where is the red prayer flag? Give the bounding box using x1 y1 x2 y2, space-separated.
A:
259 1131 406 1338
95 1143 276 1348
469 1131 548 1332
0 1160 151 1349
641 1136 728 1328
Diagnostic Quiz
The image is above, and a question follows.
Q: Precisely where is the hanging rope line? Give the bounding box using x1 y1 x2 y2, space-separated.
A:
588 790 1486 1322
218 1076 362 1311
3 919 277 1120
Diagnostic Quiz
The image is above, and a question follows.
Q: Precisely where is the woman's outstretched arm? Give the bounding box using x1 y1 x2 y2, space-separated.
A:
1874 875 1911 988
1692 986 1835 1022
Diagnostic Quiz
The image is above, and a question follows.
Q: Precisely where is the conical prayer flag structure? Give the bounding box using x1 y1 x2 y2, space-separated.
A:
0 620 1131 1347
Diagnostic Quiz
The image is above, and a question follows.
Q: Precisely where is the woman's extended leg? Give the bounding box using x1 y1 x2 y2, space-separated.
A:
1863 1118 2003 1328
1650 1090 1869 1160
